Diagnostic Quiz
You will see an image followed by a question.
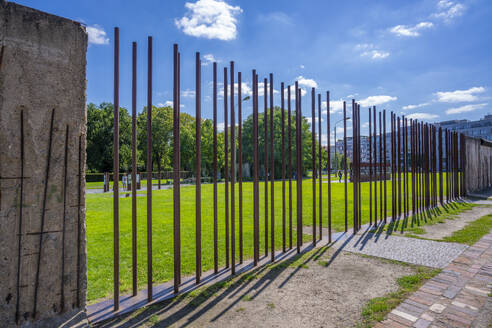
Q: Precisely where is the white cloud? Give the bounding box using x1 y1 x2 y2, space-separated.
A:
321 99 345 114
257 12 292 25
175 0 242 41
182 89 196 98
86 25 109 45
158 101 174 107
446 103 487 115
296 76 318 89
359 95 397 107
283 85 307 98
435 87 485 103
299 65 305 69
356 44 389 60
432 0 466 22
406 112 439 120
257 82 279 96
202 54 218 66
362 50 390 59
306 117 324 125
389 22 433 37
219 82 253 98
157 101 184 108
402 102 430 110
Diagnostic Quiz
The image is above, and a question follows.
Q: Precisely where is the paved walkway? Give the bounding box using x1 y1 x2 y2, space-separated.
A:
330 229 468 269
377 232 492 328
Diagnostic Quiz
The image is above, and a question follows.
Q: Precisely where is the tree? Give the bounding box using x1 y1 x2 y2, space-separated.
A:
241 107 314 178
86 102 131 173
137 106 173 175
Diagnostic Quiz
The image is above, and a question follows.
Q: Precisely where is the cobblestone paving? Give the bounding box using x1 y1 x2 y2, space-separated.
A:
377 232 492 328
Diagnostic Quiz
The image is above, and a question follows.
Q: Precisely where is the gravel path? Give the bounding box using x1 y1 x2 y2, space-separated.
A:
330 229 468 268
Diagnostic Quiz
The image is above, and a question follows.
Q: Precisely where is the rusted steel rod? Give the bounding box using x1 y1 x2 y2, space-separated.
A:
252 70 259 265
76 135 82 308
326 91 332 242
383 110 387 223
379 111 383 222
352 99 357 234
391 112 394 221
213 63 218 273
411 120 415 215
402 116 408 217
445 129 449 202
224 67 229 268
369 108 372 225
373 106 377 224
397 116 401 217
344 101 348 232
288 86 293 249
146 36 153 302
131 41 138 297
173 44 180 294
281 83 286 252
269 73 275 261
15 110 24 323
403 117 407 216
33 108 55 317
357 105 362 229
318 93 322 239
296 82 303 252
111 27 120 312
177 51 182 284
238 71 243 264
264 77 268 257
60 125 69 312
312 88 317 243
230 61 236 274
196 53 202 281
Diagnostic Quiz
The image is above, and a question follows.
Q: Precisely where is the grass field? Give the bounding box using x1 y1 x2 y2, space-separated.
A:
87 174 453 302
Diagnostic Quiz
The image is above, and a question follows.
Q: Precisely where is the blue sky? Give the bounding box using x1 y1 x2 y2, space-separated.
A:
15 0 492 144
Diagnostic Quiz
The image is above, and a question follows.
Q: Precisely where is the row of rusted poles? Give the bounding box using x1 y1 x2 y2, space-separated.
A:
110 34 469 313
372 106 379 224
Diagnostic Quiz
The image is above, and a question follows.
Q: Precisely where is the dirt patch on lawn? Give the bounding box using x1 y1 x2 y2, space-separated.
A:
416 204 492 240
96 248 417 328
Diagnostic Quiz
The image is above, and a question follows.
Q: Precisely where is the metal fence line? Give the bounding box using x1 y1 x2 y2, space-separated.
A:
102 32 476 315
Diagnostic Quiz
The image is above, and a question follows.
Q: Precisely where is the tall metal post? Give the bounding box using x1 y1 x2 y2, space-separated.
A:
343 101 348 232
113 27 120 311
146 36 153 302
326 92 332 242
230 62 235 273
195 52 202 282
131 41 138 297
213 63 218 273
311 88 317 243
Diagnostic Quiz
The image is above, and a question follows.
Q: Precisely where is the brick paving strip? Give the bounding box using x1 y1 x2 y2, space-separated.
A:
376 232 492 328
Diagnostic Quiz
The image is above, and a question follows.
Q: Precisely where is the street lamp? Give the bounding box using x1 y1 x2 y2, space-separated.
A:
333 117 351 171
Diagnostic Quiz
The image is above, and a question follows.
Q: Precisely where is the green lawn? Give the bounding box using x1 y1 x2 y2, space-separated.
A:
87 173 453 302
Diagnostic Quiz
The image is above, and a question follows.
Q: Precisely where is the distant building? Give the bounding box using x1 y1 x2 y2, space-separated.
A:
434 115 492 140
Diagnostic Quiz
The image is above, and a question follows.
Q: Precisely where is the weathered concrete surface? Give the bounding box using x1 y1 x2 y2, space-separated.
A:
0 2 87 327
465 136 492 194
